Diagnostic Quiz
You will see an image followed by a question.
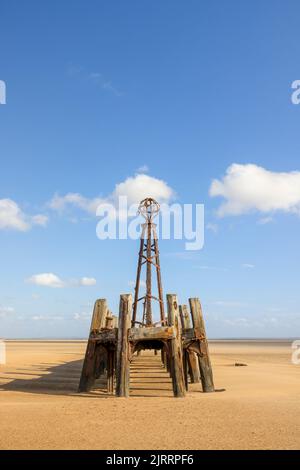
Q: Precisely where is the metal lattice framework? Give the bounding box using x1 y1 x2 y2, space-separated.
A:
132 198 165 327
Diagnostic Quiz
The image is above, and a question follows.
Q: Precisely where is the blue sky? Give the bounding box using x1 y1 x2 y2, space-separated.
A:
0 0 300 338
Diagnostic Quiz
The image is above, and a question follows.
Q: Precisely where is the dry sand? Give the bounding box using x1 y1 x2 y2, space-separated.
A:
0 340 299 450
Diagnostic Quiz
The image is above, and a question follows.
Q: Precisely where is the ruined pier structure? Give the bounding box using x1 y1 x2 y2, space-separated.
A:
79 198 214 397
78 294 214 397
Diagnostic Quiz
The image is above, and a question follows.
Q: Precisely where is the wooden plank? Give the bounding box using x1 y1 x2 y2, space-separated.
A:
189 297 215 393
167 294 186 397
116 294 132 397
78 298 108 392
128 326 175 341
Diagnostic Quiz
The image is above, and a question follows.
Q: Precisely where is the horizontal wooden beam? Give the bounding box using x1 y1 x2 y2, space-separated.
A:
90 328 118 343
128 326 175 342
182 327 205 342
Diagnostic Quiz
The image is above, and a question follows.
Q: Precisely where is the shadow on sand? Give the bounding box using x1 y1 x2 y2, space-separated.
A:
0 359 111 398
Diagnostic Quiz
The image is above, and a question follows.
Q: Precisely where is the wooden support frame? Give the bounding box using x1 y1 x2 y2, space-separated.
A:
78 293 216 397
78 299 108 392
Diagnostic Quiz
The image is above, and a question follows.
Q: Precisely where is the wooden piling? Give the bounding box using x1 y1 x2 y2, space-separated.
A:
78 299 108 392
116 294 132 397
90 299 108 332
105 314 114 329
187 352 201 383
179 304 201 384
179 304 191 329
189 298 215 393
183 349 189 390
167 294 186 397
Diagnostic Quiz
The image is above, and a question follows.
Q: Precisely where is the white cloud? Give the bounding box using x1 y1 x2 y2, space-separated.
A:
113 174 174 206
73 312 91 321
242 263 255 269
78 277 96 286
26 273 65 288
257 216 273 225
49 193 102 214
0 198 48 231
210 163 300 217
31 214 49 227
0 306 14 318
48 173 175 217
26 273 97 288
89 72 123 97
67 65 123 97
136 165 149 174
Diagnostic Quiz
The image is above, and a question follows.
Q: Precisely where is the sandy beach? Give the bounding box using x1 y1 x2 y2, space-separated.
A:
0 340 299 450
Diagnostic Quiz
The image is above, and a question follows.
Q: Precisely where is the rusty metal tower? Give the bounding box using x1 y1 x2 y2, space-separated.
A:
131 198 165 327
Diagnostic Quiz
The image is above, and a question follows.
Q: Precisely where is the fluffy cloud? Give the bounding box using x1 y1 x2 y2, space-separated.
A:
0 198 48 231
31 214 48 227
48 173 175 217
210 163 300 217
113 173 174 206
26 273 97 288
78 277 97 286
26 273 65 288
49 193 102 214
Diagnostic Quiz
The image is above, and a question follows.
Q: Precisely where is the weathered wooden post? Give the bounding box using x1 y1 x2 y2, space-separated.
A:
179 305 189 389
105 313 115 394
180 304 201 384
78 299 108 392
189 298 215 393
167 294 186 397
116 294 132 397
90 299 108 331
